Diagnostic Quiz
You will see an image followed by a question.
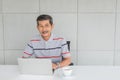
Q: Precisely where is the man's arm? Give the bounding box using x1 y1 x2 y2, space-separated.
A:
52 57 71 69
59 57 71 68
22 42 33 58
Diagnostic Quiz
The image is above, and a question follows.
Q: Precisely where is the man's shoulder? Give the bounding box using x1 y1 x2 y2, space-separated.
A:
52 34 66 41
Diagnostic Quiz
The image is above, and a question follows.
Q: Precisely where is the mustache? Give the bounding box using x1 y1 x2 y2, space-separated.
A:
42 31 48 34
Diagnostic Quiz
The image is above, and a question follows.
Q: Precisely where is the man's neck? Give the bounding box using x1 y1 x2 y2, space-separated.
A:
42 34 51 41
43 37 50 41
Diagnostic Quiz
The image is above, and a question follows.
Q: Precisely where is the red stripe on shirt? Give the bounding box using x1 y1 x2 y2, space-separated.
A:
53 38 63 40
62 52 70 54
30 40 40 42
24 52 32 56
22 56 27 58
36 56 60 58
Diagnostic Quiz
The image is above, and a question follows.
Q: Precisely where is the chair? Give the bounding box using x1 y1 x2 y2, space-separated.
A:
67 41 70 51
66 41 74 66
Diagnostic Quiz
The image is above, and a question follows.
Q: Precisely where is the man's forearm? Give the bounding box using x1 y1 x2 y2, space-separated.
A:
52 57 71 69
59 57 71 68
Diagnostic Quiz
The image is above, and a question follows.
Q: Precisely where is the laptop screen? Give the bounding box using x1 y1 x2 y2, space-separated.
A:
18 58 53 75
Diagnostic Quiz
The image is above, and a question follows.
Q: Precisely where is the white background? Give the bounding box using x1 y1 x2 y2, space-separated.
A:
0 0 120 65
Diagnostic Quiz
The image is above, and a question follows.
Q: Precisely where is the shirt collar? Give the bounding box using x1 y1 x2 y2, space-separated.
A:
40 33 53 42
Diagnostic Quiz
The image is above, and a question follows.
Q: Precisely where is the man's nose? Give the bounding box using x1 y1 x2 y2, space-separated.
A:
42 26 46 31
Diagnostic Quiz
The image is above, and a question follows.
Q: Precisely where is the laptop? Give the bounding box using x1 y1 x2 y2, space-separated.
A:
18 58 53 75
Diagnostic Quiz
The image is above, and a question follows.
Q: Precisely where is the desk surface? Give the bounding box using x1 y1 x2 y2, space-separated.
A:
1 65 120 80
54 66 120 80
0 65 53 80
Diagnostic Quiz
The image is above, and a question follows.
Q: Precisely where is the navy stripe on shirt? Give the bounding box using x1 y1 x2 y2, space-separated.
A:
27 44 33 48
33 47 61 50
61 43 67 46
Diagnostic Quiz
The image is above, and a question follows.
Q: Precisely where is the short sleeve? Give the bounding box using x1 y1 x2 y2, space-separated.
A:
23 41 34 58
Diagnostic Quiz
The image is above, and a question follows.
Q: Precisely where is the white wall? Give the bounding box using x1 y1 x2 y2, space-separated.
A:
0 0 120 65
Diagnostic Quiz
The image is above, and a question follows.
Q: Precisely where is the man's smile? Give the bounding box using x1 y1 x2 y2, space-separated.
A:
42 31 48 34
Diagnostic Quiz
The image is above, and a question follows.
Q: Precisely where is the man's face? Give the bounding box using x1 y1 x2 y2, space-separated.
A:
37 20 53 39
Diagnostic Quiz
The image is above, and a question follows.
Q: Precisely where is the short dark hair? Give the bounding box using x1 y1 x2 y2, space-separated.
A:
36 14 53 25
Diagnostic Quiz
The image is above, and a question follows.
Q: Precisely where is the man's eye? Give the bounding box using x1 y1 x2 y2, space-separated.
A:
46 24 49 26
45 25 49 27
39 26 43 27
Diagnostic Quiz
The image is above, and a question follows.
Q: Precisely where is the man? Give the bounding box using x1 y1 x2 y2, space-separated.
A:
23 14 71 70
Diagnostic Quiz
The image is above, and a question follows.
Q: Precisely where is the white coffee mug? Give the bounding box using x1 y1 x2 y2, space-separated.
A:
62 66 72 76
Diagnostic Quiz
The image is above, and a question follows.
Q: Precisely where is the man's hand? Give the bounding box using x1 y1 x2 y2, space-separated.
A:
52 63 58 69
52 57 71 69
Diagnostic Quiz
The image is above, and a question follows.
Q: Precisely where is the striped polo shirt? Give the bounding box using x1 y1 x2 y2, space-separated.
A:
23 33 71 63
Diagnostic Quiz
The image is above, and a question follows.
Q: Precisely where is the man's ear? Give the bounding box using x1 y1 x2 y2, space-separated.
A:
52 24 54 29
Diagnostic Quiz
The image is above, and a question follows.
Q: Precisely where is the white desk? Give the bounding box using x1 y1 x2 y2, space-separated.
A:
0 65 53 80
1 65 120 80
54 66 120 80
